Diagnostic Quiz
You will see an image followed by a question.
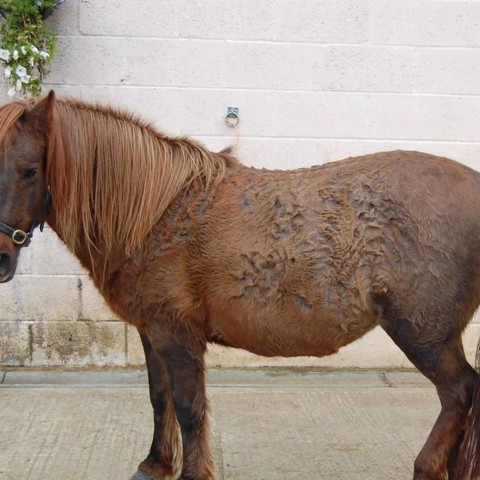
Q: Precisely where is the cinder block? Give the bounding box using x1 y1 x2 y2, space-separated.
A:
20 276 80 321
370 0 480 47
30 321 127 366
79 0 177 37
15 248 33 275
50 37 127 85
47 0 79 35
223 43 326 91
122 38 227 88
177 0 282 41
323 46 414 93
0 322 31 366
30 228 86 276
276 0 368 44
80 276 119 321
407 95 480 142
414 48 480 95
126 324 145 367
271 91 383 139
0 278 21 321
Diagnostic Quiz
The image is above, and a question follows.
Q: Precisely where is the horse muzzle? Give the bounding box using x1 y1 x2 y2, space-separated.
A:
0 222 30 282
0 235 19 283
0 251 15 283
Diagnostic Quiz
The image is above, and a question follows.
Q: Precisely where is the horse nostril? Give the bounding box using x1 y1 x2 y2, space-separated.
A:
0 253 11 277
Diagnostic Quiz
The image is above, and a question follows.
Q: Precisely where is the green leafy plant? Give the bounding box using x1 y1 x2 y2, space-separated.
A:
0 0 62 97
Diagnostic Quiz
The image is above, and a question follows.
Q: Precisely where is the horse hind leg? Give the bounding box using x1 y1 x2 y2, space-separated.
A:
373 293 476 480
415 348 476 480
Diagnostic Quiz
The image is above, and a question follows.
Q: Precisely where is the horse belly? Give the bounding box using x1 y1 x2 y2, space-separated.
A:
206 295 377 358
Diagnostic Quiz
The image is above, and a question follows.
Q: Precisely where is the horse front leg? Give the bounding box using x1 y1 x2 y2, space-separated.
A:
133 327 215 480
167 342 214 480
131 332 183 480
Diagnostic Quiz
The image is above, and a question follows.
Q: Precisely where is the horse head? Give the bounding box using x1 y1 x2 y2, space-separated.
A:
0 91 55 282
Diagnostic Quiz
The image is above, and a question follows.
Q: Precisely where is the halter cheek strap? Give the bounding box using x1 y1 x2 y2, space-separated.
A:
0 187 52 248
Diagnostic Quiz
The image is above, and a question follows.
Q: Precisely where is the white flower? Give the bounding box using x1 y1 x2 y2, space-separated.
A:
15 65 27 78
21 46 27 55
7 86 16 97
30 46 39 54
29 57 34 67
36 1 42 7
21 75 31 84
0 49 10 61
13 50 18 60
4 66 11 79
39 51 50 60
16 79 22 91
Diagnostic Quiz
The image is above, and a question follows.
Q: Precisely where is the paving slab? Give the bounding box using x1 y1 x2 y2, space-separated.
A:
0 370 438 480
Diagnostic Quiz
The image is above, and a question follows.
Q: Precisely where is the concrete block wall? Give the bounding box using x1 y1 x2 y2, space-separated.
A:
1 0 480 368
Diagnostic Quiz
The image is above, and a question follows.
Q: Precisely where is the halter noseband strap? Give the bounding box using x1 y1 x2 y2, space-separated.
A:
0 222 32 246
0 187 52 248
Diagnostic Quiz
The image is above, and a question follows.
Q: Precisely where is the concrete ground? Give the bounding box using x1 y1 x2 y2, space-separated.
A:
0 369 438 480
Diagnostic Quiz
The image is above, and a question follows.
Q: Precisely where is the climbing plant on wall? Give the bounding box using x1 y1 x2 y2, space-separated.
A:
0 0 64 97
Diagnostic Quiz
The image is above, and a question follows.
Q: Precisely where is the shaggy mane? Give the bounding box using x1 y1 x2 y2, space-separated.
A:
0 96 239 263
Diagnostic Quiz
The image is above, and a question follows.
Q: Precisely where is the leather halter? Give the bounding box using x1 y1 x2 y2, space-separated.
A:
0 187 52 247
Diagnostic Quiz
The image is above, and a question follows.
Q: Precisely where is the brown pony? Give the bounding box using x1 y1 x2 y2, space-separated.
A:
0 91 480 480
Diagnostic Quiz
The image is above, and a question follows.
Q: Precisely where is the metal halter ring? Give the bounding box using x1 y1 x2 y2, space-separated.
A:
0 221 32 247
12 229 30 245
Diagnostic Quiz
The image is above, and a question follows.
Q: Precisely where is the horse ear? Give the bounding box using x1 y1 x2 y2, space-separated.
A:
22 90 56 136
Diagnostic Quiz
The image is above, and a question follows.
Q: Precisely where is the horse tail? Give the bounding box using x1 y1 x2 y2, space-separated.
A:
455 342 480 479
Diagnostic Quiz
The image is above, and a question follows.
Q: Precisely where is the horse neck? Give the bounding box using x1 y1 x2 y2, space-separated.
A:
47 103 236 283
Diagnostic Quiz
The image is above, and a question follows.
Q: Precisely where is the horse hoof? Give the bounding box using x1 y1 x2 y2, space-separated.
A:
129 472 154 480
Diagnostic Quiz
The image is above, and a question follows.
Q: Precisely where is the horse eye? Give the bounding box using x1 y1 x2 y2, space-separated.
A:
23 168 38 181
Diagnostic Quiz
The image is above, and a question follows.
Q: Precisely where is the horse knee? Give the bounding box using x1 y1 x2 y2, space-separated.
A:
149 389 167 412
